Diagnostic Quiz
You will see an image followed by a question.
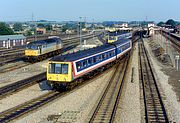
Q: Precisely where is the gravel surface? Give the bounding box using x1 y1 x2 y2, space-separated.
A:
0 60 48 88
144 38 180 122
154 34 179 67
114 43 141 123
0 80 50 112
15 69 114 123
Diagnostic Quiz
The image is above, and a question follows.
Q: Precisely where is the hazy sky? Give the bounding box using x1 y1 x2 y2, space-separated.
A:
0 0 179 22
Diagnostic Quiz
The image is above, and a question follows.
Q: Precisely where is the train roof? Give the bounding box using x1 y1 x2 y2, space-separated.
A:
108 32 130 36
28 37 60 46
112 38 131 46
50 38 131 62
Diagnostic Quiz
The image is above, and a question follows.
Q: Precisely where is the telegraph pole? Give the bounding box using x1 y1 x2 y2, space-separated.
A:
93 18 94 39
32 13 37 41
79 17 82 46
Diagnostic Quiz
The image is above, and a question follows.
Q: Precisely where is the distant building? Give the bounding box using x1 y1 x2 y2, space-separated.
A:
148 23 155 28
65 29 75 34
114 23 128 28
0 35 26 48
122 23 128 28
36 27 46 35
148 23 156 36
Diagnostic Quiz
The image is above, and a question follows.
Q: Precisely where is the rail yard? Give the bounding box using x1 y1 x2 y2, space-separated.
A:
0 2 180 122
0 28 179 123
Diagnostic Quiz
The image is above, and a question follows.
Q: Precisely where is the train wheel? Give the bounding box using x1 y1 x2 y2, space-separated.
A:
44 54 47 59
66 83 74 90
39 56 43 61
77 78 83 84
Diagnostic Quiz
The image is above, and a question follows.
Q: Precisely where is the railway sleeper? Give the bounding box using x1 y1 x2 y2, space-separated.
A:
149 119 167 122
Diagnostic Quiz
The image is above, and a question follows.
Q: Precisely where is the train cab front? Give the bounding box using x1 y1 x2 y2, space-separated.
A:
108 36 117 43
47 61 72 89
25 44 39 56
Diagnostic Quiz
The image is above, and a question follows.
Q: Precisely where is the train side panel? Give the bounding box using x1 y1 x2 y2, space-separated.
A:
41 43 62 55
72 48 116 79
116 41 131 58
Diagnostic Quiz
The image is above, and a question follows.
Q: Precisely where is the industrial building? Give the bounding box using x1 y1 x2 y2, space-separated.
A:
0 35 26 48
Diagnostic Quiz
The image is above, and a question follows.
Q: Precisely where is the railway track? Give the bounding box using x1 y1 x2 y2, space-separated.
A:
0 91 62 123
161 31 180 52
0 62 31 74
138 39 169 122
0 72 46 99
89 55 130 123
0 49 24 55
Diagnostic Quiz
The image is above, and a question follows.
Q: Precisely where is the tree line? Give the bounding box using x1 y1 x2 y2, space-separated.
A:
157 19 179 28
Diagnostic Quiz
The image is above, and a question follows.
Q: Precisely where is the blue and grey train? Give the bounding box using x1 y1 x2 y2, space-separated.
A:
25 37 63 61
108 31 132 43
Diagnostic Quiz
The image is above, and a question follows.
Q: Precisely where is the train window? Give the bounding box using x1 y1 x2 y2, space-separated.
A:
26 45 38 50
61 64 68 74
96 56 99 62
49 63 55 73
55 64 61 74
102 54 105 59
93 57 96 63
106 53 109 58
105 53 107 59
76 62 81 70
100 55 102 61
88 58 92 65
109 52 112 57
49 63 68 74
82 61 87 67
113 50 115 55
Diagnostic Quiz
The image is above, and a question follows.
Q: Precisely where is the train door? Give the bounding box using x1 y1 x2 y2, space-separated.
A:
38 45 42 54
56 40 61 49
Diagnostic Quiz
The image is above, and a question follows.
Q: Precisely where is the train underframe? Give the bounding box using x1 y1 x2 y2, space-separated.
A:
25 49 62 62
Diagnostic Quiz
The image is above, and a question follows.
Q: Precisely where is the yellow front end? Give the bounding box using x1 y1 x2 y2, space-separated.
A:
25 50 39 56
108 39 116 43
108 36 117 43
47 62 72 83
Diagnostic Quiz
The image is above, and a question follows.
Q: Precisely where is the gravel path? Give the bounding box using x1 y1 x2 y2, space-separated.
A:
144 38 180 122
114 43 141 123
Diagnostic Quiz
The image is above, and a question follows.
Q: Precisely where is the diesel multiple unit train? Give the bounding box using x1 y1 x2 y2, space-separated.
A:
108 32 132 43
47 38 132 89
25 37 63 61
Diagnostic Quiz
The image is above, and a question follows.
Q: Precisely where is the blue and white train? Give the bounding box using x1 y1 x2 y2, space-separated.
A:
47 38 132 88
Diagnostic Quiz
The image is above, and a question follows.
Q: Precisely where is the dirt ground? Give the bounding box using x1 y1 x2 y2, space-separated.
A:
162 67 180 101
152 34 180 102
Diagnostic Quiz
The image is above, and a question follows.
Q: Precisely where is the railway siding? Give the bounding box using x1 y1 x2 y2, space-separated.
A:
89 55 130 123
143 38 180 122
139 39 169 122
0 72 46 99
